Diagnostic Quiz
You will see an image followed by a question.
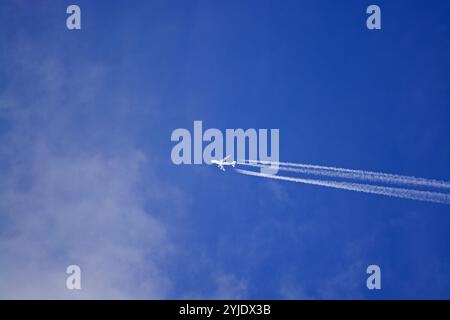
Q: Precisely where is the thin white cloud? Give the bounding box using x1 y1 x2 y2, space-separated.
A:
0 150 171 299
0 41 178 299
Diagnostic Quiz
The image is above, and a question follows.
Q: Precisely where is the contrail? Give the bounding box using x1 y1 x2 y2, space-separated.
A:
237 160 450 190
235 169 450 204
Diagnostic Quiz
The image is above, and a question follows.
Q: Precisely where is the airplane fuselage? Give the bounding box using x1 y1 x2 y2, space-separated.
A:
211 159 236 171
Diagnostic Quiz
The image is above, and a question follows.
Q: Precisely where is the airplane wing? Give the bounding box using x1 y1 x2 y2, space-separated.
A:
223 155 231 161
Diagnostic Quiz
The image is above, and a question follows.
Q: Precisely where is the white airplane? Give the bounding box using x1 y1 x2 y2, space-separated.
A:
211 155 236 171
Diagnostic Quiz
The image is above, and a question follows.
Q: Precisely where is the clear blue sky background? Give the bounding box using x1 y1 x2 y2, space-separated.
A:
0 0 449 299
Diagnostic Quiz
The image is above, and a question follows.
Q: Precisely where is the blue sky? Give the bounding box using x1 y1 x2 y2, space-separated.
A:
1 0 449 299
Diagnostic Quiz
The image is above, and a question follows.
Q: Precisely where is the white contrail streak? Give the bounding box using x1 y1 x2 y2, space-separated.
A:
237 160 450 190
235 169 450 204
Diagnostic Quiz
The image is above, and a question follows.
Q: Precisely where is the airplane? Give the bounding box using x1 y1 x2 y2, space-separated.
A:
211 155 236 171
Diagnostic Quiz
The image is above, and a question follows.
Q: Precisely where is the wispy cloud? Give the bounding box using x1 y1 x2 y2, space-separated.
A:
0 39 178 299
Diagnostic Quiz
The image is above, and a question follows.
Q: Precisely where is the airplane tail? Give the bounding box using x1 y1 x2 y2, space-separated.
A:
231 161 236 167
